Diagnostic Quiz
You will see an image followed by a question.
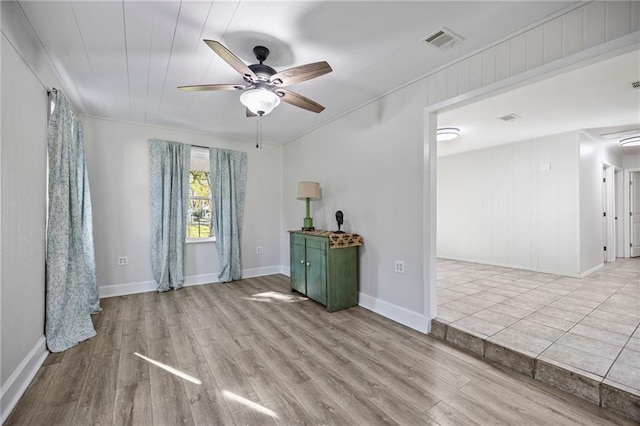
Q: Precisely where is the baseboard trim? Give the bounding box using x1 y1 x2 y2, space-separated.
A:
280 266 291 277
578 263 603 278
99 265 283 298
358 293 430 333
436 256 598 279
1 335 48 423
242 266 283 279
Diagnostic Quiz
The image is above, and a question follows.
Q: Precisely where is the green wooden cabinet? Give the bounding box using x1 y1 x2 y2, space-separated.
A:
289 231 359 312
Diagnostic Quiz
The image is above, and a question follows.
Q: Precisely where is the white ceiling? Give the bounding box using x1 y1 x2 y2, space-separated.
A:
15 0 578 144
438 48 640 157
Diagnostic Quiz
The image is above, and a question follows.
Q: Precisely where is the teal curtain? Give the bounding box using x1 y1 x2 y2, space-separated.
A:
46 90 101 353
149 139 191 292
210 148 247 282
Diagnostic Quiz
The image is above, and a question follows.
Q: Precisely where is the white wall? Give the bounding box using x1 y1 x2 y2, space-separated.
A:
1 1 62 414
282 80 429 327
438 132 581 276
281 1 638 330
623 154 640 169
0 32 47 412
82 117 282 295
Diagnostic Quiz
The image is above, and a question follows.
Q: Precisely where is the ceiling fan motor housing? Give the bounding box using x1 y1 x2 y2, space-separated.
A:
248 63 277 81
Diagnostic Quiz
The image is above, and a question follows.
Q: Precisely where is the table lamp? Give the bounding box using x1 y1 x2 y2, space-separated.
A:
297 181 321 231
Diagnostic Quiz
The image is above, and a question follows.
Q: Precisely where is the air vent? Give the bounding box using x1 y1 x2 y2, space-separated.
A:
423 27 463 50
632 81 640 89
498 113 520 122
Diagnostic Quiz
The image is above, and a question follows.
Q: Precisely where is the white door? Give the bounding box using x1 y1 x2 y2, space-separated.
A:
603 167 608 261
632 172 640 257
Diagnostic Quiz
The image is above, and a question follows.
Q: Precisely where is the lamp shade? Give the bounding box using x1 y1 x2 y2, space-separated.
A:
240 88 281 116
297 181 320 200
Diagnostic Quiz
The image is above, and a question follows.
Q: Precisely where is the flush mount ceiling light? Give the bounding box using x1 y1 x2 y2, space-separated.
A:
601 129 640 139
619 136 640 147
240 87 281 116
437 127 460 141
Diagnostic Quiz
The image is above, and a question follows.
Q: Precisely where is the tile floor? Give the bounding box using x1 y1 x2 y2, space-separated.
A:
434 257 640 420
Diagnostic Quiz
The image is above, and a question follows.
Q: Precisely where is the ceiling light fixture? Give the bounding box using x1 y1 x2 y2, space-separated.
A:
240 87 280 116
619 136 640 147
437 127 460 142
601 129 640 139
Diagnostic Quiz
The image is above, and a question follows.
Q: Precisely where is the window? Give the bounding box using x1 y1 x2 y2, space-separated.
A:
187 148 214 241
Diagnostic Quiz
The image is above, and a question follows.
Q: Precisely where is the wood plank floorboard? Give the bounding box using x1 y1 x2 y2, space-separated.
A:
5 274 636 425
112 382 153 426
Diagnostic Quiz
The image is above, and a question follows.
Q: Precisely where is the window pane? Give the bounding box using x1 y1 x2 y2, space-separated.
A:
188 170 213 238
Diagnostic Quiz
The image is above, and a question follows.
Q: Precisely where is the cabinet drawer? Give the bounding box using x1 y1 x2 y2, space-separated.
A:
305 237 326 251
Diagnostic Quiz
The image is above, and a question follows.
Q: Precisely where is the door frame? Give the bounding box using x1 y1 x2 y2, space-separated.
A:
627 169 640 258
422 35 639 323
602 163 616 263
615 168 624 258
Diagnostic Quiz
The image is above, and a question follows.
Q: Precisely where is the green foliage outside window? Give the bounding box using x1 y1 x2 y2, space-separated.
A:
188 170 213 238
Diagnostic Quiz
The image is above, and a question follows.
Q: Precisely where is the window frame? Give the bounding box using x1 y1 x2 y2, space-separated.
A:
186 148 215 244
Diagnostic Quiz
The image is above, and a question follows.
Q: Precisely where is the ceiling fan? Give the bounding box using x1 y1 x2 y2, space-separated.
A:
178 40 332 117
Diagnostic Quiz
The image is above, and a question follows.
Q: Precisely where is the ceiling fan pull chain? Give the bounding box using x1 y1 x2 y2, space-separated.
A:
256 115 264 149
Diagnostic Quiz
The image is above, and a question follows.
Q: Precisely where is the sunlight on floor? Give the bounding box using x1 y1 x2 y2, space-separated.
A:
243 291 308 303
222 390 279 418
133 352 202 385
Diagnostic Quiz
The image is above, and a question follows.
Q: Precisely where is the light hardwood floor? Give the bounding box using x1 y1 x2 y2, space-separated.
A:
6 274 636 425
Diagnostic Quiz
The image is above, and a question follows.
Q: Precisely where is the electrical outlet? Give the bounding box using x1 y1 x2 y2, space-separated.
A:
256 246 264 254
394 260 405 274
117 256 128 266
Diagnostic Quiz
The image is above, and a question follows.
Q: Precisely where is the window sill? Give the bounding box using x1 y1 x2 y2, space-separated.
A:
186 237 216 245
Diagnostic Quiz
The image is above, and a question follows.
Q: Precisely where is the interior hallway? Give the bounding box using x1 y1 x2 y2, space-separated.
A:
434 257 640 421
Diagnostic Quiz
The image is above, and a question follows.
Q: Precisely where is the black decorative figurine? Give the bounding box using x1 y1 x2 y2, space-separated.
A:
335 210 345 233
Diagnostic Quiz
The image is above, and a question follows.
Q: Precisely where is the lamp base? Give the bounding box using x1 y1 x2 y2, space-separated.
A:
302 217 314 231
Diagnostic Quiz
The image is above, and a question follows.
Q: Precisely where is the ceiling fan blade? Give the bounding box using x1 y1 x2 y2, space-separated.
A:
276 88 325 113
204 40 257 81
178 83 246 92
270 61 332 87
246 108 257 118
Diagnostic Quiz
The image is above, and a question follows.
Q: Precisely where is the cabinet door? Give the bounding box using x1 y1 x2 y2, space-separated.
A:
290 242 306 293
305 246 326 305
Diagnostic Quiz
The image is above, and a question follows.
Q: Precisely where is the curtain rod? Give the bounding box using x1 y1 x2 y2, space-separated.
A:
47 87 58 96
191 144 209 150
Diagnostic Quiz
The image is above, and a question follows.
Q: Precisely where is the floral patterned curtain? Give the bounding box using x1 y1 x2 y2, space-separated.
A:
149 139 191 291
46 90 101 353
209 148 247 282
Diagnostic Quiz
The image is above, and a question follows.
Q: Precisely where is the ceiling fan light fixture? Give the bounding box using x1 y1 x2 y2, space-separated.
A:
619 136 640 147
240 88 280 116
437 127 460 142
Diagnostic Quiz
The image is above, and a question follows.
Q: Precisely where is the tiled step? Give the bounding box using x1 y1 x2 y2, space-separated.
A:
431 319 640 422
